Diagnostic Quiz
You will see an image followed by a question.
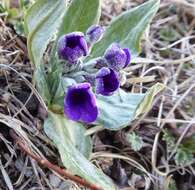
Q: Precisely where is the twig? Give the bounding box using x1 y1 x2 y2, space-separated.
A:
126 76 156 84
132 54 195 65
10 131 102 190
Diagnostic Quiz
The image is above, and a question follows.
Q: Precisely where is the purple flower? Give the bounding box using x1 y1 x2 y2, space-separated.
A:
94 58 107 69
57 32 88 63
104 43 131 70
96 67 120 96
64 83 98 123
86 25 104 44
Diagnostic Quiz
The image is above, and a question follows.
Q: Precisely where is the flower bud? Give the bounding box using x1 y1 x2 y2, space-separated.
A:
64 83 98 123
104 43 131 70
86 25 105 44
57 32 88 63
96 67 120 96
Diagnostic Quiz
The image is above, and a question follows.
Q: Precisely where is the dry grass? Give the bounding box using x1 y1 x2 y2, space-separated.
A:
0 0 195 189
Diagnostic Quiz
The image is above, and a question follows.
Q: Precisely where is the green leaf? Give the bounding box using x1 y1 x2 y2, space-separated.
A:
90 0 160 59
50 77 77 112
162 129 176 153
50 0 101 59
159 27 181 42
135 83 165 117
57 0 101 36
45 62 63 105
44 112 116 190
25 0 66 66
96 89 145 130
182 135 195 153
44 111 92 158
33 59 63 105
0 5 5 13
174 135 195 166
167 178 177 190
126 132 144 151
175 146 194 165
96 83 164 130
34 66 51 103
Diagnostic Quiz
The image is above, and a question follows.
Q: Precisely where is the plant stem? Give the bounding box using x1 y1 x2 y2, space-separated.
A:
10 130 102 190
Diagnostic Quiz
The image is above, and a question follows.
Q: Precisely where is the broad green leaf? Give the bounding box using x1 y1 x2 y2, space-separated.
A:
57 0 101 37
96 83 164 130
96 90 145 130
45 61 63 105
25 0 56 33
33 60 63 105
44 111 92 159
135 83 165 117
44 112 116 190
34 66 51 103
50 77 77 112
25 0 66 66
90 0 160 59
50 0 101 59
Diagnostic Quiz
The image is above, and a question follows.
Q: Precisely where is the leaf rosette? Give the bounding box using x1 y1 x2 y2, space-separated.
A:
25 0 163 189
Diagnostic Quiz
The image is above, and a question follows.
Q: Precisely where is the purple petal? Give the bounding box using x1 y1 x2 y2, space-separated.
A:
64 83 98 123
96 67 111 78
104 43 127 70
96 68 120 96
123 48 131 68
60 47 83 63
94 58 108 69
103 69 120 95
57 32 88 63
64 88 82 121
80 91 98 123
86 25 105 43
81 104 98 123
96 77 104 95
72 82 90 90
79 37 88 56
64 104 81 121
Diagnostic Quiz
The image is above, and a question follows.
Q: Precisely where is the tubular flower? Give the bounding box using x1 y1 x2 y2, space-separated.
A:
57 32 88 63
104 43 131 70
86 25 105 44
64 83 98 123
96 67 120 96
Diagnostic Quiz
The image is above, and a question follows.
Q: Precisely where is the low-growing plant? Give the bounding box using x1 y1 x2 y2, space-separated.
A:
126 132 144 151
163 130 195 166
25 0 164 189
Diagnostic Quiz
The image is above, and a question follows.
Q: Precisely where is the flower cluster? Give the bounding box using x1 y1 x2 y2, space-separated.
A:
57 25 131 123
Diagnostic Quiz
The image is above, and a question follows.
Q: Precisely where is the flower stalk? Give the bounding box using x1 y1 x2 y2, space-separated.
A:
10 130 102 190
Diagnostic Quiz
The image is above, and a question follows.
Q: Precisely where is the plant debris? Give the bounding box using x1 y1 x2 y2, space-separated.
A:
0 0 195 189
